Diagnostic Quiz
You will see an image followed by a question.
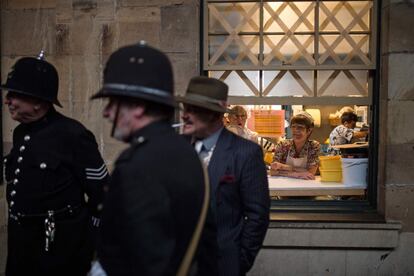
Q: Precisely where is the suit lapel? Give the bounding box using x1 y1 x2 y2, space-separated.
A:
208 128 233 194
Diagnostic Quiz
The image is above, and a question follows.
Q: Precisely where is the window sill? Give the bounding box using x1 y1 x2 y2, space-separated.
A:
265 214 401 249
270 212 385 223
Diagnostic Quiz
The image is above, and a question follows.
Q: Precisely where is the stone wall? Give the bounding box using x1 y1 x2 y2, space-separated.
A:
381 0 414 231
1 0 414 275
1 0 200 164
0 0 200 273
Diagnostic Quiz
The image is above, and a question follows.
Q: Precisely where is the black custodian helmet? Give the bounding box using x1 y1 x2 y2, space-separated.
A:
0 54 62 107
91 41 175 107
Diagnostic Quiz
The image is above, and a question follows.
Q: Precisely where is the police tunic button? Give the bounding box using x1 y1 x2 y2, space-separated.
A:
19 145 25 152
24 135 31 142
137 136 145 144
3 158 7 164
14 169 20 175
40 163 47 169
97 204 104 211
13 179 18 185
10 201 14 207
17 157 23 163
10 191 16 197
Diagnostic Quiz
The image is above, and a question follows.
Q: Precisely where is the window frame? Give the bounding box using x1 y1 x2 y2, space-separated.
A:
201 0 381 214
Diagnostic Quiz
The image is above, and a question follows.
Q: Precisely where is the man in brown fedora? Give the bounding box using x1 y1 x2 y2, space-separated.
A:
177 76 270 276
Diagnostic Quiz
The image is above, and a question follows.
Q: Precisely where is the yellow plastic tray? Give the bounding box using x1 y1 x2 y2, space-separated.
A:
320 168 342 182
319 155 342 170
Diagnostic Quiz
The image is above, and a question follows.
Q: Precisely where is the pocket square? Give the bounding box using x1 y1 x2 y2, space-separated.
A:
220 174 236 183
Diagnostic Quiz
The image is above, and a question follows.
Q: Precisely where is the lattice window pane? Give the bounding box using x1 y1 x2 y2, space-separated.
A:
263 2 315 33
264 35 315 66
208 2 260 67
318 1 373 66
319 1 371 32
319 34 370 65
209 35 260 66
209 3 260 33
263 70 314 97
317 70 369 96
210 71 259 96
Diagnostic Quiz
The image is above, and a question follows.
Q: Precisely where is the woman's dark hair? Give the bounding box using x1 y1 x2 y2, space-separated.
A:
290 113 314 129
341 112 358 124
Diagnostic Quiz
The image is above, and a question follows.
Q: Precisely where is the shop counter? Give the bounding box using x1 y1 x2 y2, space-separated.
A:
268 176 366 197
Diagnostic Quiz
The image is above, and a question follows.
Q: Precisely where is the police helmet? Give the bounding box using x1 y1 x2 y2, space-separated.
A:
0 54 61 107
91 41 175 107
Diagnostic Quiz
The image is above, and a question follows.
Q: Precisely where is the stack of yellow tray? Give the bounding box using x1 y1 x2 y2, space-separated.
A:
319 155 342 182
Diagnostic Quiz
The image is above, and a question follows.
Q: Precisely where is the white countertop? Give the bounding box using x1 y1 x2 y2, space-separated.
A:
268 176 366 196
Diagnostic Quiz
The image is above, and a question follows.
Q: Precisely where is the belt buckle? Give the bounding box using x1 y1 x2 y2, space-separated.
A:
44 211 56 252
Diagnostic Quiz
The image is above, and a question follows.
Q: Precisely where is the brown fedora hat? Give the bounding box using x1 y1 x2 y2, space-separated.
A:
176 76 229 113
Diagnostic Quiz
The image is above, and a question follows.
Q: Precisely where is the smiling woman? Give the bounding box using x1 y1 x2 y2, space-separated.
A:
270 112 320 180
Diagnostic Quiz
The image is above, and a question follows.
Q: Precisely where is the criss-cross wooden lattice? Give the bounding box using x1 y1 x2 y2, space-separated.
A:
318 1 372 65
214 70 313 97
318 70 367 96
262 70 313 96
263 2 316 66
205 0 375 100
217 70 260 96
208 3 260 66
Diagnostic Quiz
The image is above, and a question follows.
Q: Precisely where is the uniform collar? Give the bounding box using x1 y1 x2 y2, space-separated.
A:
23 107 58 131
129 119 172 145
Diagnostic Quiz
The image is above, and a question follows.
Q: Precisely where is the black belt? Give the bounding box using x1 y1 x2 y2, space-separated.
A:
9 204 84 252
9 204 83 222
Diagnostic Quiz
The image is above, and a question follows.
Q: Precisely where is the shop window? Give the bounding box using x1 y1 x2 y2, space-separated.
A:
203 0 378 209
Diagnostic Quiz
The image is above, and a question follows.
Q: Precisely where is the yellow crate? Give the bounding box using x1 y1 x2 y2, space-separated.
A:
319 155 342 170
320 169 342 182
264 151 274 164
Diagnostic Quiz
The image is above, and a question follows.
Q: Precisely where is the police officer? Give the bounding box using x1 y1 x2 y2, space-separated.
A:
90 42 217 276
1 53 108 276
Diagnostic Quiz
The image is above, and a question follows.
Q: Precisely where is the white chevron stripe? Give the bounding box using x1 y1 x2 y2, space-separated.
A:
86 170 108 180
86 169 108 177
85 164 106 172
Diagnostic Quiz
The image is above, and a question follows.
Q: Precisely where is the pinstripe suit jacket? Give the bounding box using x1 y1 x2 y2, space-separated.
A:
208 128 270 276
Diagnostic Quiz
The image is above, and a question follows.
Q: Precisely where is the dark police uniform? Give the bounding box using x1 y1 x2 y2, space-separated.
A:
98 121 208 275
1 54 108 276
4 108 107 276
91 42 218 276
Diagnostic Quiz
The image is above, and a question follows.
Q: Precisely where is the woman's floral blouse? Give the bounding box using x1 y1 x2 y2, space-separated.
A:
273 139 320 169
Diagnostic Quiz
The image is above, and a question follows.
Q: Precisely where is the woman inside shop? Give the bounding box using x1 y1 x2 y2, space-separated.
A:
270 112 320 180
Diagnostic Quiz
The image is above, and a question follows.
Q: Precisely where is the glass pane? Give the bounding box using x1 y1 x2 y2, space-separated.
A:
263 35 315 66
263 70 314 97
208 35 260 66
269 104 369 201
317 70 369 96
319 1 372 32
319 35 370 65
263 2 315 33
208 3 260 33
209 71 259 96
